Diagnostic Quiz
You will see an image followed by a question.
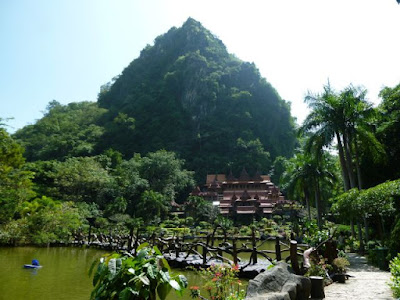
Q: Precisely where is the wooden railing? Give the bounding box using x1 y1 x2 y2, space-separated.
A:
72 226 315 274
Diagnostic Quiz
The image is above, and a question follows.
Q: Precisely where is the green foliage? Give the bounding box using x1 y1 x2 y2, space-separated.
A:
390 254 400 298
0 200 82 245
184 196 213 223
90 244 187 300
190 264 245 300
305 259 331 279
270 156 287 186
49 156 115 204
116 150 195 218
302 220 330 247
332 179 400 220
136 190 167 223
14 101 106 161
363 83 400 186
139 150 195 203
0 128 35 223
389 218 400 257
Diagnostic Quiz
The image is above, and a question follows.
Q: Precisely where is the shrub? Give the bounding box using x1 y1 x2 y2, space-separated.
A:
332 257 350 274
389 253 400 298
336 224 352 236
199 221 211 230
305 256 331 279
189 264 245 300
90 243 187 299
239 226 251 236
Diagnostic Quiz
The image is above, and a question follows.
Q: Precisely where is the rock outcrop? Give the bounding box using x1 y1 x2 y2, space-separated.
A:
245 262 311 300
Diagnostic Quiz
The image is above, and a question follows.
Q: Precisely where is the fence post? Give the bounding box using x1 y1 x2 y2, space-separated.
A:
290 240 300 274
175 236 180 258
252 227 257 264
133 228 140 256
275 236 281 261
233 237 238 266
218 243 223 259
128 227 134 252
202 243 207 265
203 235 210 265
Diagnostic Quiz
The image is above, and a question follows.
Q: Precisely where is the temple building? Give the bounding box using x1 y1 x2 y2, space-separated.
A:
190 169 294 220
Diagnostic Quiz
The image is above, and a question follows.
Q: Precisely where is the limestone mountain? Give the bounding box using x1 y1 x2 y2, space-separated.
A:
15 18 297 181
97 18 296 178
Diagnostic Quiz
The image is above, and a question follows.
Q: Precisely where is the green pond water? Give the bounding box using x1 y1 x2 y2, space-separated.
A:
0 241 277 299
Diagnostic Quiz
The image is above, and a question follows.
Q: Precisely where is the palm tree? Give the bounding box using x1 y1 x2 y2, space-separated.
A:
282 152 312 220
302 83 383 245
282 149 335 228
301 83 382 192
301 83 352 191
340 85 384 190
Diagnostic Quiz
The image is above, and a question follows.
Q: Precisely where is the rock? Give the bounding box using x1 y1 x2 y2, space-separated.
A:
245 262 311 300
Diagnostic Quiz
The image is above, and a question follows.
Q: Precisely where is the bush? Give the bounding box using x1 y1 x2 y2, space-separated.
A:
199 221 211 230
189 264 245 300
389 253 400 298
239 226 251 236
332 257 350 274
389 218 400 258
336 224 352 236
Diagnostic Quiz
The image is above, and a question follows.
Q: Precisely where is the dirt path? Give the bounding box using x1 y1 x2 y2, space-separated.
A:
323 253 394 299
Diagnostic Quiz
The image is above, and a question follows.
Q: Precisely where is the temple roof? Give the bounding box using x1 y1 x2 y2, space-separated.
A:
238 167 250 181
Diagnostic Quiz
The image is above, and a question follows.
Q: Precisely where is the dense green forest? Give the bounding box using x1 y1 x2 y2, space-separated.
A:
1 19 400 263
14 18 297 181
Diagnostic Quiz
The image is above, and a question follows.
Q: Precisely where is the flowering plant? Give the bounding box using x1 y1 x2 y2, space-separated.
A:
189 264 245 300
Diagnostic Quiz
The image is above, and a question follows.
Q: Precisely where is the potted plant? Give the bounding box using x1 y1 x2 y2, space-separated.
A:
331 257 350 283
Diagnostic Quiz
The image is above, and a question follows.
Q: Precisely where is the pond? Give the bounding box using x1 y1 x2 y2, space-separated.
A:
0 243 280 299
0 246 105 300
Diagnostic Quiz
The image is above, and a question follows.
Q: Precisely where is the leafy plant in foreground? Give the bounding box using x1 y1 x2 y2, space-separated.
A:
389 253 400 298
90 243 187 299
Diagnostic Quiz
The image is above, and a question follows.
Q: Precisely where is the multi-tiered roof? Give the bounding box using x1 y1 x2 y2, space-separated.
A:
191 169 292 218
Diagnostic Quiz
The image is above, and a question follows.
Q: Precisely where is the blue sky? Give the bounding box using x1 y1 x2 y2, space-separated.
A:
1 0 399 132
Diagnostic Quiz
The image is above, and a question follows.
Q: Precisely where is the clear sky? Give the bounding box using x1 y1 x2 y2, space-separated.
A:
1 0 399 133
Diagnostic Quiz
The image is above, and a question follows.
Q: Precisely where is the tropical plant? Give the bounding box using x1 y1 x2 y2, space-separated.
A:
90 243 187 300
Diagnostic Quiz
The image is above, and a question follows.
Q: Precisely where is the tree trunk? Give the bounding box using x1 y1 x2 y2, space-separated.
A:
364 215 369 245
350 219 356 239
343 132 356 189
357 221 364 253
314 179 322 228
336 132 350 191
354 136 363 190
304 186 311 220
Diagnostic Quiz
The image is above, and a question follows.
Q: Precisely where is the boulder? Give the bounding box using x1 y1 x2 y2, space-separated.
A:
245 262 311 300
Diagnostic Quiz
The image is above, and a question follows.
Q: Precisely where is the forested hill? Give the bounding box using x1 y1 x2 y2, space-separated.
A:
15 18 297 181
